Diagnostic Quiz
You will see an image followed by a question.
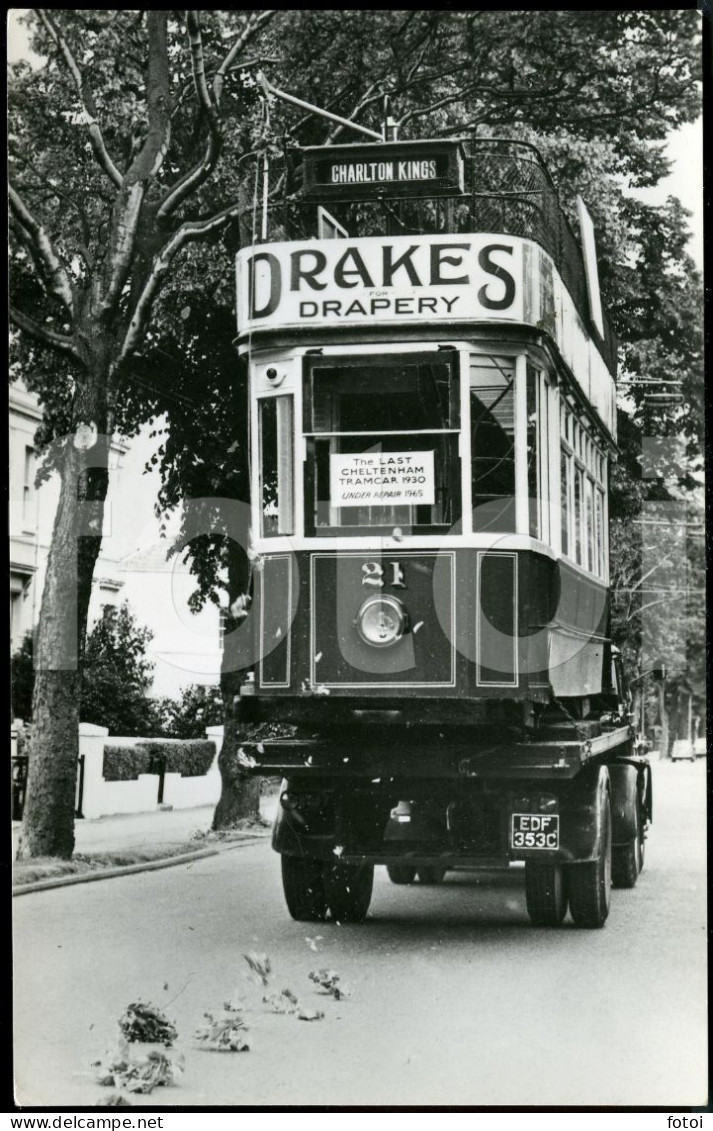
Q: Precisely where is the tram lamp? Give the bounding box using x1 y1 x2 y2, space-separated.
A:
355 595 408 648
265 366 286 386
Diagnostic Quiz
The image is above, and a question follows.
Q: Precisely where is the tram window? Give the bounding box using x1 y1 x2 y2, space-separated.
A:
560 448 571 556
585 476 595 573
596 487 606 578
259 397 294 537
574 467 583 565
303 352 460 532
470 356 515 532
526 366 539 538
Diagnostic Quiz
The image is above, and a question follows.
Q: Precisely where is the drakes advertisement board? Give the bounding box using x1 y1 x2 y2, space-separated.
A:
236 233 524 334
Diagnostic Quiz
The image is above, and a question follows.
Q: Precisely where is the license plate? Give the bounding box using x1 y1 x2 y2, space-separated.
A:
511 813 559 850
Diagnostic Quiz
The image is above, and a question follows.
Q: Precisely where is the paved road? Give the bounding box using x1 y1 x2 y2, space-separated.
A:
14 761 707 1109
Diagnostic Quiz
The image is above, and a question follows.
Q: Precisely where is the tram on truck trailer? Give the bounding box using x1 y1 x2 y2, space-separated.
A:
233 130 652 929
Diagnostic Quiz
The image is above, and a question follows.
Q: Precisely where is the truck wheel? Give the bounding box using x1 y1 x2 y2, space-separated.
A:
325 863 374 923
568 791 612 928
612 801 642 889
387 864 417 885
417 866 447 885
281 856 328 921
611 840 638 888
525 862 567 926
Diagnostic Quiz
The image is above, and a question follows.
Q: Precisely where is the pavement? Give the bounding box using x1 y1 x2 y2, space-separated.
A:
12 794 278 859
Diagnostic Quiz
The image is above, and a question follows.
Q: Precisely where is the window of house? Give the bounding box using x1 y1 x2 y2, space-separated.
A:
259 396 294 537
303 352 460 533
23 446 35 528
470 355 515 532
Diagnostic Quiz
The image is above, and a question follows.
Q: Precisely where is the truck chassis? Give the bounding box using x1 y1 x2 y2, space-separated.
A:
245 722 651 929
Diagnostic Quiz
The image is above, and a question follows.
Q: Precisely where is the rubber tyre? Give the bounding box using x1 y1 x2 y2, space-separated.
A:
525 861 568 926
611 840 638 888
281 856 328 922
568 791 612 928
417 865 447 885
387 863 417 885
325 862 374 923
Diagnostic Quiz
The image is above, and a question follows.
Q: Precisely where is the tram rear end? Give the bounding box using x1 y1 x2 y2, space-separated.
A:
234 136 649 928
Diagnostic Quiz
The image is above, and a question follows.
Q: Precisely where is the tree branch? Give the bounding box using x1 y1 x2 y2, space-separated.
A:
9 184 75 314
326 82 385 143
36 8 123 188
119 200 244 364
125 10 172 181
157 11 223 219
10 148 93 248
212 10 277 106
102 13 172 318
10 305 78 357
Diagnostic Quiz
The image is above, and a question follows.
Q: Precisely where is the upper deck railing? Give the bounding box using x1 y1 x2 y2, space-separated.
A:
254 138 617 376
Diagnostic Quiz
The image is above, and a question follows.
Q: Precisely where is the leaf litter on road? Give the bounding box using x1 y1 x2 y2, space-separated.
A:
263 988 299 1014
194 1009 250 1052
243 951 272 986
297 1008 325 1022
94 1040 184 1095
96 1093 132 1107
119 1001 178 1046
308 969 352 1000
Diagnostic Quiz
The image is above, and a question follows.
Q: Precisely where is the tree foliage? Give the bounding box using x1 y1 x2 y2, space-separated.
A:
156 683 225 739
81 603 160 736
11 632 35 723
9 10 702 845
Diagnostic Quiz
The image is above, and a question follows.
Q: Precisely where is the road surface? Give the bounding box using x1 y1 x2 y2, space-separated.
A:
13 761 707 1108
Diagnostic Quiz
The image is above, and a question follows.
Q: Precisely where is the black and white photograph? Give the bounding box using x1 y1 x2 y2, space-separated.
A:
9 7 707 1114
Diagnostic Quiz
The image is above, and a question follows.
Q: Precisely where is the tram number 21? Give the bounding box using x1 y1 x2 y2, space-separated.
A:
362 561 406 589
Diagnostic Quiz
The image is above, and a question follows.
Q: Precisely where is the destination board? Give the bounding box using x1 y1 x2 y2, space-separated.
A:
299 139 464 200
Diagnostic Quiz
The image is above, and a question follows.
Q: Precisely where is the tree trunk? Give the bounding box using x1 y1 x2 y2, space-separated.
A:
17 376 111 859
212 505 260 829
212 704 261 829
656 682 670 761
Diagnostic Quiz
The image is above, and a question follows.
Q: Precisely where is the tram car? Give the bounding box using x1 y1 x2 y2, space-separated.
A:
233 134 651 928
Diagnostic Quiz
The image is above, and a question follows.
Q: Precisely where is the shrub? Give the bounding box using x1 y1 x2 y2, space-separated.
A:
161 684 224 739
102 740 216 781
11 631 35 721
139 740 217 777
103 745 152 782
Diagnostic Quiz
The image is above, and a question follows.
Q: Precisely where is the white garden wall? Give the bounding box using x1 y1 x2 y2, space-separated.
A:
78 723 224 819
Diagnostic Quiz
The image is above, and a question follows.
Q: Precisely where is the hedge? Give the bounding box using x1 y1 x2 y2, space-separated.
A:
102 740 217 782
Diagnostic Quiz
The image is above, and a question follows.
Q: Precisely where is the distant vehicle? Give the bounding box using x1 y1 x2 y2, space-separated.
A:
693 737 707 759
671 739 695 762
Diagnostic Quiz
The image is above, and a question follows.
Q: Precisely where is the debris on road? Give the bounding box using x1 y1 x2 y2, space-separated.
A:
194 1009 250 1052
119 1001 178 1046
263 988 299 1014
94 1045 184 1094
96 1093 132 1106
308 969 352 1000
297 1008 325 1022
